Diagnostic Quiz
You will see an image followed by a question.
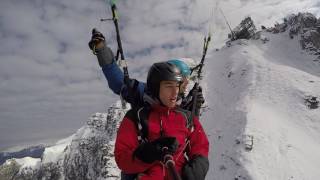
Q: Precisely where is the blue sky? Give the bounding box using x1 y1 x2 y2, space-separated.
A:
0 0 319 151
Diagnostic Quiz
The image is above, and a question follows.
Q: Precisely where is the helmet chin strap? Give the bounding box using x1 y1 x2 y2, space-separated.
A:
155 92 165 107
143 93 162 107
158 98 166 107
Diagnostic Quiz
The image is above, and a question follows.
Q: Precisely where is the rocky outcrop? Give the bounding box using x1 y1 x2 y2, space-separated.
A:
0 160 21 180
229 16 257 41
63 106 123 180
301 29 320 51
288 13 320 52
226 16 272 45
267 12 320 56
0 102 127 180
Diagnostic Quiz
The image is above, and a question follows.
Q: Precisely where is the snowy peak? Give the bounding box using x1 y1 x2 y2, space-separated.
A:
0 103 127 180
241 35 320 179
267 12 320 56
202 13 320 180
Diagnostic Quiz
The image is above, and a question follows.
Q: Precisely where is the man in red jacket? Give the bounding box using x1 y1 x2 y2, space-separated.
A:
115 62 209 180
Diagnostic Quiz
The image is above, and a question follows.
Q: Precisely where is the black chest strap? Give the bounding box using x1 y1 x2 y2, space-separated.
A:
125 107 150 143
175 107 194 132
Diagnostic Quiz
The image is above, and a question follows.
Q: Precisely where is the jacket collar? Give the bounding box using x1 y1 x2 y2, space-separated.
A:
143 94 176 113
151 104 176 114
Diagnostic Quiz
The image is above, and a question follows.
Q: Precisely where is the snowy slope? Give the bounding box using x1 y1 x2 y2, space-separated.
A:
202 30 320 179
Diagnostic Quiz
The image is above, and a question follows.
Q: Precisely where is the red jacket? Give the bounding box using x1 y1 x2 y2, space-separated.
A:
114 105 209 180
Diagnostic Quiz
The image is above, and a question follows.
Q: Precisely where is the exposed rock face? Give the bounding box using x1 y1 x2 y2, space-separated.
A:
226 16 271 45
63 106 123 180
299 13 317 28
61 104 125 180
229 16 257 41
0 103 127 180
268 12 320 54
301 29 320 51
0 160 21 180
288 13 320 51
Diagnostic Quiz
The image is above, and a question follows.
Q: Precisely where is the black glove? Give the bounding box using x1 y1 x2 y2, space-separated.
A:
194 86 205 109
182 85 205 113
88 28 105 51
133 137 179 164
89 28 114 67
182 155 209 180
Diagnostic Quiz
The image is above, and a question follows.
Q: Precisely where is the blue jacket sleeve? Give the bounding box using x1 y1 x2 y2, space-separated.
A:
101 62 146 106
102 62 124 95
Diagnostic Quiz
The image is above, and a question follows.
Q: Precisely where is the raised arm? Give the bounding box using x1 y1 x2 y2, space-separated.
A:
89 29 145 106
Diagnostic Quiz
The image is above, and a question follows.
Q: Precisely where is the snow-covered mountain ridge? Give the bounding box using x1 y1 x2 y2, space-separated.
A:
0 103 127 180
1 12 320 180
202 12 320 180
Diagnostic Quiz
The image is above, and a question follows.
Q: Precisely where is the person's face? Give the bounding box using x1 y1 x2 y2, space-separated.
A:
159 81 180 108
179 77 189 94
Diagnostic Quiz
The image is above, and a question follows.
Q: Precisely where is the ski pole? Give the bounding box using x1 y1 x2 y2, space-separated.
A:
162 147 182 180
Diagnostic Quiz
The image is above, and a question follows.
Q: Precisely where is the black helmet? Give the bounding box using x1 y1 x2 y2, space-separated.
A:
147 62 183 99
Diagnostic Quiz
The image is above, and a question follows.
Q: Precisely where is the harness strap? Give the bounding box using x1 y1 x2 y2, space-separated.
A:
136 107 145 143
160 113 164 137
175 139 190 162
125 107 194 145
175 108 194 132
